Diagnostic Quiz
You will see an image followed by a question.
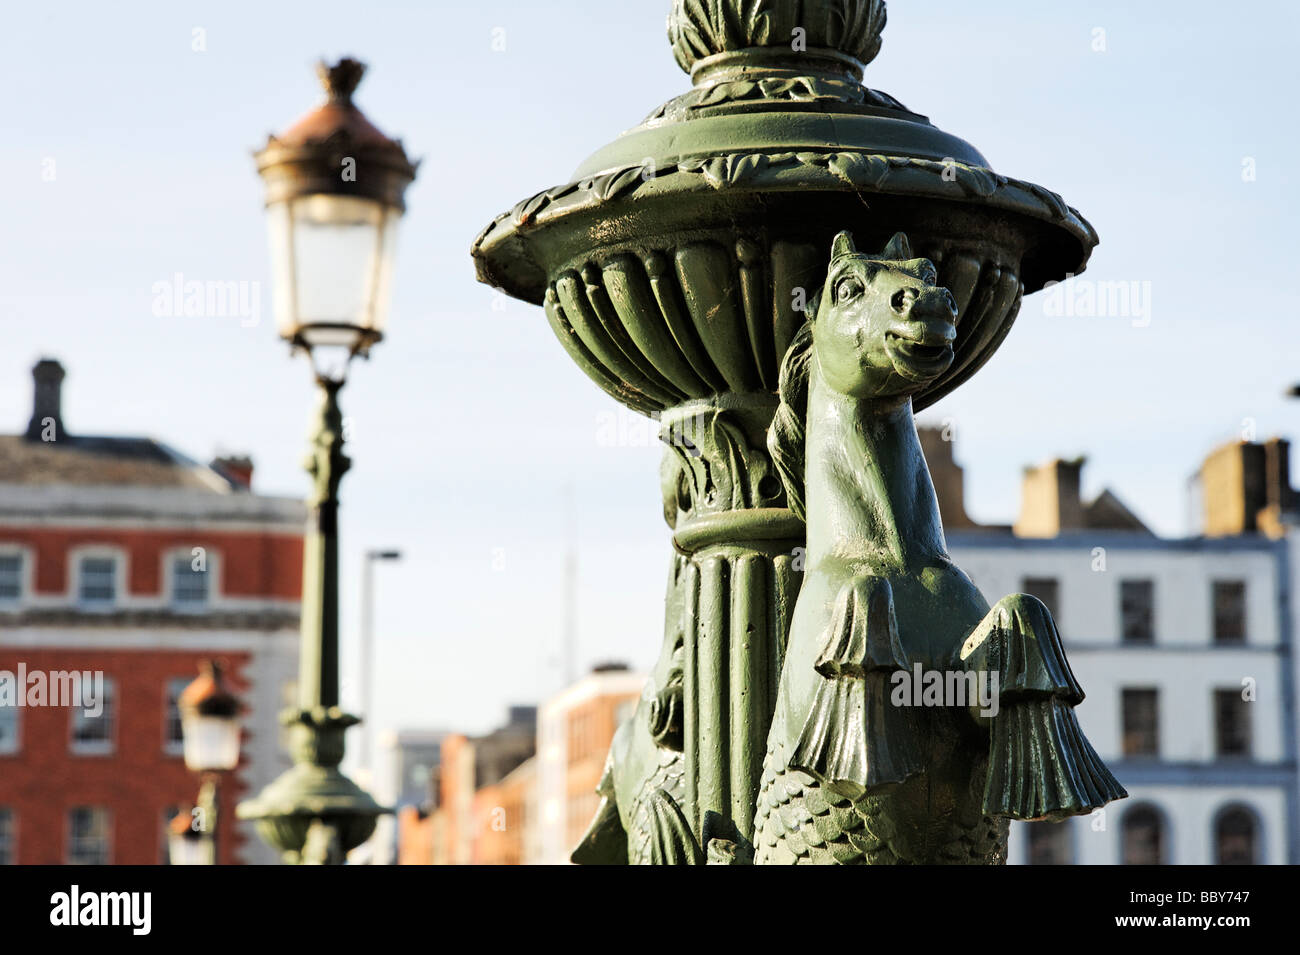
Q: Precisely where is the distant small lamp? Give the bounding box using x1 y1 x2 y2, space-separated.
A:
179 660 242 773
177 660 242 864
255 57 418 381
167 808 213 867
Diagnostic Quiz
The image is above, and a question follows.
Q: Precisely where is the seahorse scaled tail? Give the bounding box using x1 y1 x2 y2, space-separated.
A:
962 594 1127 821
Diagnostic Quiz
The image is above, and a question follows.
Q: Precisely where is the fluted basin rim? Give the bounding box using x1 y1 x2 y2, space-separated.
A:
473 150 1097 306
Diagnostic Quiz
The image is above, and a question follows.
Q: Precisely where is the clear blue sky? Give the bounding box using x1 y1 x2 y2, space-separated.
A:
2 0 1297 741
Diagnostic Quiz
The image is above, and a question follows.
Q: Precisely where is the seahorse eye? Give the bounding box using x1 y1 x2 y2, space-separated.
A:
836 277 864 303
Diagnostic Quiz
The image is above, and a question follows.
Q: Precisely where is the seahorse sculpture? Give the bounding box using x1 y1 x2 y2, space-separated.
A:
746 231 1126 864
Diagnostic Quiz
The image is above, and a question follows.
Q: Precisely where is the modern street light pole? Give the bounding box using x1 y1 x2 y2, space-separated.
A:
237 57 417 865
358 549 401 779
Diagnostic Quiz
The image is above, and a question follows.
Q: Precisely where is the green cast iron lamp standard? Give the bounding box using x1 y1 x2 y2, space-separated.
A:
236 57 418 865
473 0 1122 864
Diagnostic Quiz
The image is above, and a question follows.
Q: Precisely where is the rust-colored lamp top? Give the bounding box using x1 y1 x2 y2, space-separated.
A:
255 56 418 211
274 58 395 150
179 660 241 719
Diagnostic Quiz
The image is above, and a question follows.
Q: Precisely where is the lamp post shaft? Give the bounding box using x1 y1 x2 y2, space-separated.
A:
198 774 221 864
238 375 385 864
299 377 349 711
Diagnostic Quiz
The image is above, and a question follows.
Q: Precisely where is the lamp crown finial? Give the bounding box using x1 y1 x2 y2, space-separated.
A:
318 57 366 103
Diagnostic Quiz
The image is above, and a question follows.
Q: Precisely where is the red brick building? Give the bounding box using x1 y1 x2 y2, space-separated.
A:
0 359 304 864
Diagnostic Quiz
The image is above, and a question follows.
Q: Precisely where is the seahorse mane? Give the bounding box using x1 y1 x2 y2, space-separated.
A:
767 313 816 522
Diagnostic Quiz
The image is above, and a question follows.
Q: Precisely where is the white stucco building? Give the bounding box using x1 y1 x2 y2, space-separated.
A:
925 430 1298 865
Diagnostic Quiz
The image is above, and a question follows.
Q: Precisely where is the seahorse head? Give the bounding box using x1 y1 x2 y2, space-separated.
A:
767 231 958 520
814 231 957 399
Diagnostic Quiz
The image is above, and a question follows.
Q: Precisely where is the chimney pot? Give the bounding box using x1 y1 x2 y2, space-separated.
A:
25 358 65 442
1014 457 1085 537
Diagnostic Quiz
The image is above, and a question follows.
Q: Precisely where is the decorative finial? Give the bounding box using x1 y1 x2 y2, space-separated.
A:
317 57 366 103
667 0 887 77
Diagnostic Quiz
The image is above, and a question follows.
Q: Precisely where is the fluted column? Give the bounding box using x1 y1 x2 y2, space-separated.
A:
661 394 803 843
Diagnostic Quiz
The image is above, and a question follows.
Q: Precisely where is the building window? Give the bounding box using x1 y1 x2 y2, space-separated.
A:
1022 577 1060 622
1122 805 1166 865
1212 580 1246 644
171 555 209 608
67 807 110 865
0 809 12 864
1121 688 1159 757
1119 579 1154 645
1215 806 1259 865
0 553 23 602
164 677 189 753
1025 821 1072 865
1214 689 1252 758
0 698 18 754
77 555 118 608
70 677 115 754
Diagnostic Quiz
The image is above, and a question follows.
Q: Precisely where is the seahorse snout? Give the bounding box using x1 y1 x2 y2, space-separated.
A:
911 287 958 325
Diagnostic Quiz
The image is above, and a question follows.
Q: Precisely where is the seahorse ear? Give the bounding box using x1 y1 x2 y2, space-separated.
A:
831 231 857 259
880 231 912 260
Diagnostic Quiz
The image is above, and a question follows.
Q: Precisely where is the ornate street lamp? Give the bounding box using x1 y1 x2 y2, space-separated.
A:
257 57 417 380
237 57 418 865
474 0 1119 864
176 660 242 864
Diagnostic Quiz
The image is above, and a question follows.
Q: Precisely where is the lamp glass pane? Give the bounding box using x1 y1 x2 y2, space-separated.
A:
266 200 297 340
294 194 393 344
181 712 241 772
168 833 214 866
265 193 402 351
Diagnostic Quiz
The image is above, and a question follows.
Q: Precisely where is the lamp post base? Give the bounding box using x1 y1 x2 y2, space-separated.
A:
237 707 387 864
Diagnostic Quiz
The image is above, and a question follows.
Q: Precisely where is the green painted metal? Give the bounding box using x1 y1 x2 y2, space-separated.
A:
751 231 1125 863
474 0 1122 864
237 379 385 865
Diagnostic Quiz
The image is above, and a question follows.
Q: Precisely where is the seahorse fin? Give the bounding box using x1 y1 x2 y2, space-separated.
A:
570 751 629 864
789 577 923 798
962 595 1128 820
646 789 704 865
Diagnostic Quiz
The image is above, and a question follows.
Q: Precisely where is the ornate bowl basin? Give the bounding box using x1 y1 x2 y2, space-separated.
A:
472 8 1097 415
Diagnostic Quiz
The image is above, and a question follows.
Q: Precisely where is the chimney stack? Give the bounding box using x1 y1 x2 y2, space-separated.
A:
1014 457 1086 537
25 358 65 442
1262 438 1297 515
211 455 254 491
917 427 976 529
1201 438 1298 538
